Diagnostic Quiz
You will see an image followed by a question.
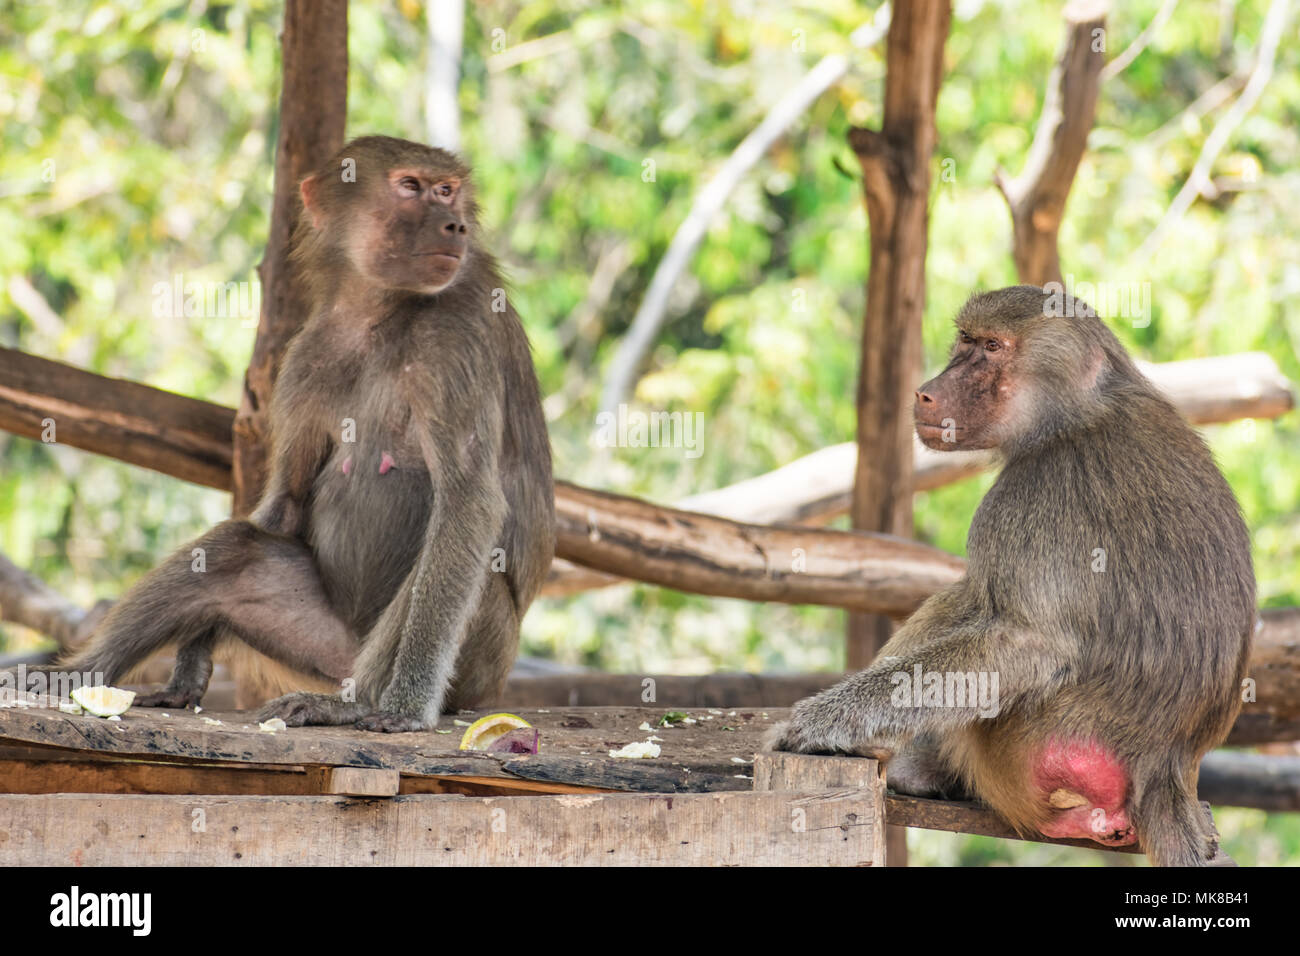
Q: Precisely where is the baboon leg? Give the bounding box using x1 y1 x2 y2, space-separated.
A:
1133 767 1218 867
134 626 218 709
64 520 357 703
446 572 521 711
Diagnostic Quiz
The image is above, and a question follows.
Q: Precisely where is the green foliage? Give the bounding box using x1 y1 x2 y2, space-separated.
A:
0 0 1296 862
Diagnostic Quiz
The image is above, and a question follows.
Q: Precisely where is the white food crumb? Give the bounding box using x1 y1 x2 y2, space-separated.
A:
107 715 122 722
680 717 697 725
608 741 661 759
638 721 653 731
259 718 287 733
161 713 170 718
434 729 453 734
731 757 750 764
202 717 223 726
453 719 472 726
537 709 550 713
648 735 664 742
194 706 202 713
58 702 83 715
734 774 752 780
708 709 723 715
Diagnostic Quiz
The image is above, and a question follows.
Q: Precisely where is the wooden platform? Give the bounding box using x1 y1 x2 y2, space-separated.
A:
0 701 1227 865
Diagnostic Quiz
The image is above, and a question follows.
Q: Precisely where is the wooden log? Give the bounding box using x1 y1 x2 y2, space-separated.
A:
844 17 952 849
1197 751 1300 812
0 551 109 651
233 0 347 515
0 346 234 490
1228 607 1300 745
553 480 965 618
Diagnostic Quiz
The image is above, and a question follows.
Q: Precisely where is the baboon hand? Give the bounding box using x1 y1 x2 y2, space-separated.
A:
255 691 367 728
763 695 894 760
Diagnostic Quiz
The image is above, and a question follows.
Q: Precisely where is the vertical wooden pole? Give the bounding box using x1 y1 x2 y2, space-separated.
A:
847 0 952 865
229 0 348 706
231 0 349 516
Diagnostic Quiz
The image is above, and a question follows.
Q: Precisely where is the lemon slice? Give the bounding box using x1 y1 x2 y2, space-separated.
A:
459 713 532 751
69 685 136 718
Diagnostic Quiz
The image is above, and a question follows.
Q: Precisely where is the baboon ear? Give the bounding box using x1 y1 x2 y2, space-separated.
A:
299 175 323 229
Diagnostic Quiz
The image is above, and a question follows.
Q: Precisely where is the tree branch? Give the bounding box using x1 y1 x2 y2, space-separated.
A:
1100 0 1178 81
1134 0 1292 261
996 0 1108 287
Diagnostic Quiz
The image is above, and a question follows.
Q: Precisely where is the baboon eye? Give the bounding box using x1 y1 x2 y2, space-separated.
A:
397 177 422 195
959 330 975 345
435 182 454 198
984 339 1001 352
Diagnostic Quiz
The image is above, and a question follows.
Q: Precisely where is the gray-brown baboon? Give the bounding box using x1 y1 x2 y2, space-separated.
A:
768 285 1255 866
28 136 555 732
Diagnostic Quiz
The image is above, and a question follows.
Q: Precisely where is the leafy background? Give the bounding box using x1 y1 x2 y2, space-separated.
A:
1 0 1296 864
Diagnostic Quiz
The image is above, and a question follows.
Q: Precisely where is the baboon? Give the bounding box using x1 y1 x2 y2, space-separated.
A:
768 286 1255 866
30 136 555 732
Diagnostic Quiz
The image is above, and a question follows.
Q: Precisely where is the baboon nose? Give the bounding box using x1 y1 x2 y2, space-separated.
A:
442 220 463 235
916 389 935 404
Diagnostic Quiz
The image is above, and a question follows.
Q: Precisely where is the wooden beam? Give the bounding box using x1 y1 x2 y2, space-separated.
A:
846 0 952 678
845 5 951 866
553 480 964 618
233 0 348 515
1197 751 1300 812
0 346 234 490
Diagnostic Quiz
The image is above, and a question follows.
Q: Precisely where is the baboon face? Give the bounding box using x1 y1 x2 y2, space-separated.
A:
350 165 471 293
914 327 1019 451
298 138 476 296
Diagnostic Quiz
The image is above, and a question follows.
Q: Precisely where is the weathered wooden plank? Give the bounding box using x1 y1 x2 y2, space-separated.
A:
316 767 399 797
0 758 316 795
753 751 881 790
0 791 885 866
0 705 770 792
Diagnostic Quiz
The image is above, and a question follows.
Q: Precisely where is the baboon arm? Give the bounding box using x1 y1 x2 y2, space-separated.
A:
767 597 1070 755
359 420 508 726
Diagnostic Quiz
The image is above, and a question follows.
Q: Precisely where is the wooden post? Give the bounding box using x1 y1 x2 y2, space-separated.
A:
231 0 349 515
846 0 952 865
227 0 348 706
